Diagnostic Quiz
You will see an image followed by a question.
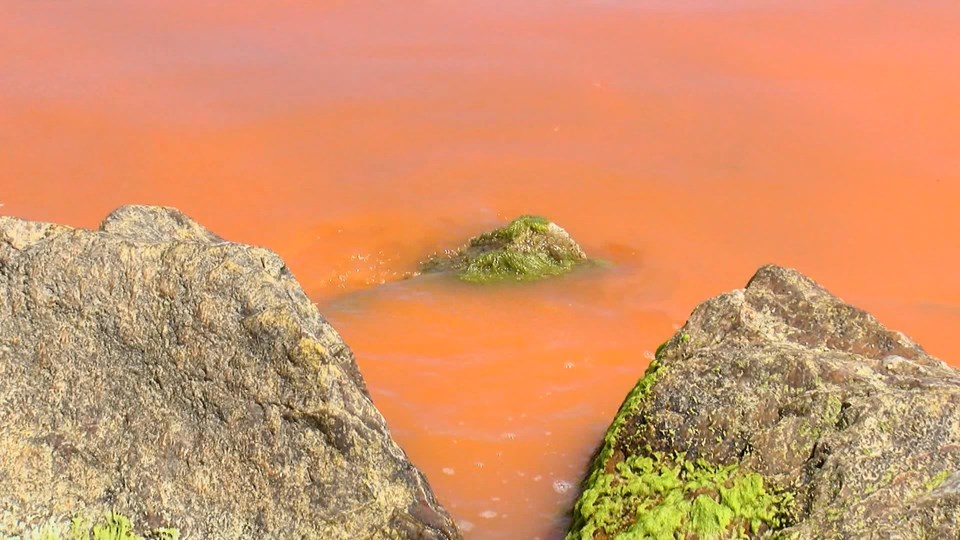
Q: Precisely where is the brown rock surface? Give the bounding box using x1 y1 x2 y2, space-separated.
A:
568 265 960 539
0 205 459 540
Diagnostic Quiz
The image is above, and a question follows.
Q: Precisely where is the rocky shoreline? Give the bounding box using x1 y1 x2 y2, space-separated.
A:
0 206 458 540
568 265 960 539
3 207 957 539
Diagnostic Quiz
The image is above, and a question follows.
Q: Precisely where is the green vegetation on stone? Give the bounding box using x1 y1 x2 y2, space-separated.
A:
567 342 792 540
421 215 588 282
472 214 552 241
924 470 952 492
3 513 178 540
460 249 576 282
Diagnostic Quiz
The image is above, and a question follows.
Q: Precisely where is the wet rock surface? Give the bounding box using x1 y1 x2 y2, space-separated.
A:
0 205 460 540
568 265 960 539
420 215 587 282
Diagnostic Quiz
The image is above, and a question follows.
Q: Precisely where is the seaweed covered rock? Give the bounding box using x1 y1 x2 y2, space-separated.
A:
0 205 460 540
568 265 960 539
421 215 587 282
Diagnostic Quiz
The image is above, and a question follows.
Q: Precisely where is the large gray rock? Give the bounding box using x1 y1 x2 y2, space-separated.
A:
0 206 459 540
568 265 960 539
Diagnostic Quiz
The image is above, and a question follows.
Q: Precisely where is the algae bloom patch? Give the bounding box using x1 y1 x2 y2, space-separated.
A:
420 215 588 282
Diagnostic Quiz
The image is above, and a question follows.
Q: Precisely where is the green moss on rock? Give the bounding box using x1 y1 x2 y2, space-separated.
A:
420 215 588 282
924 470 951 492
567 352 792 540
3 512 178 540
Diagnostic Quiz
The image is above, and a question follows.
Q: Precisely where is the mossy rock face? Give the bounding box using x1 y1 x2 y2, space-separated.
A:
568 361 792 540
0 206 460 540
569 265 960 539
421 215 587 282
5 512 178 540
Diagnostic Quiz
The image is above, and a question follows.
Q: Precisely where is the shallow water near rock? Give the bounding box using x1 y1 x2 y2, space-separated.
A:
4 2 960 538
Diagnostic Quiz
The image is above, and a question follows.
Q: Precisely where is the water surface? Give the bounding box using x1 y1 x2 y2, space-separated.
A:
4 2 960 538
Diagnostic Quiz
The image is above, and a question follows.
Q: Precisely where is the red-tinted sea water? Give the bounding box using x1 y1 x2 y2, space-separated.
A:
3 2 960 537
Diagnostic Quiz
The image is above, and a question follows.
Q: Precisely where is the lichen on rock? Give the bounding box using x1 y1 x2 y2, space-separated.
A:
568 265 960 539
420 215 587 282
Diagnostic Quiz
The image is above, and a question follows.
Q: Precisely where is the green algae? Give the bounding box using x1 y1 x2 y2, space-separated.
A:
421 215 588 282
460 249 575 282
3 513 178 540
472 214 552 242
569 451 790 540
459 215 584 282
567 340 792 540
924 470 951 492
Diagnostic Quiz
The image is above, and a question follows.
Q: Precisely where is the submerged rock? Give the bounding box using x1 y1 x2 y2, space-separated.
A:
420 215 587 282
0 205 460 540
568 265 960 539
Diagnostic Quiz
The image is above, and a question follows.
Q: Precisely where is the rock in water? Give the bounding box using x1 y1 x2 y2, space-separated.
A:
420 215 587 282
0 205 460 540
568 265 960 539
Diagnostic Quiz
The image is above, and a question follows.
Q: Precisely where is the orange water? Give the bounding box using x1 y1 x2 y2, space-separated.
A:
3 2 960 538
